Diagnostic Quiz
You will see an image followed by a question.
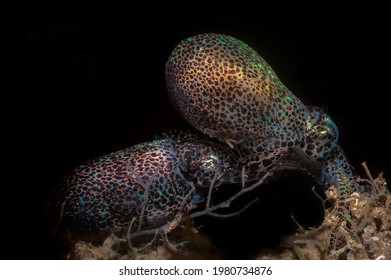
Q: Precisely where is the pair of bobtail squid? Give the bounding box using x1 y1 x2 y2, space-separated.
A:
50 33 371 243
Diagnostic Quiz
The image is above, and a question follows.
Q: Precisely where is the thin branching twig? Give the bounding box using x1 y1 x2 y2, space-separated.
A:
127 164 160 232
189 172 270 218
361 162 380 192
124 164 271 255
207 197 259 218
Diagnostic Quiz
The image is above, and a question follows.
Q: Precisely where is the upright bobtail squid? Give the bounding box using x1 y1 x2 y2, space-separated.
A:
165 33 370 206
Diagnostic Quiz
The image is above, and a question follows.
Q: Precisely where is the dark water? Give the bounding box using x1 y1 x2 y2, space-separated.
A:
7 11 389 259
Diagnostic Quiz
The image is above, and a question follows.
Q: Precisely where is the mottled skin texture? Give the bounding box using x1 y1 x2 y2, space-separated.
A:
50 133 237 234
51 33 368 237
166 33 368 205
165 34 306 142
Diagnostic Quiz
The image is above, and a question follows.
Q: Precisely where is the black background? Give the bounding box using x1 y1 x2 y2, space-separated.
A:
7 7 389 259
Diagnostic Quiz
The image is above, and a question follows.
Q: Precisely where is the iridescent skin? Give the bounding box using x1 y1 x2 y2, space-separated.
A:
49 133 238 234
51 34 368 237
166 34 306 142
166 33 368 205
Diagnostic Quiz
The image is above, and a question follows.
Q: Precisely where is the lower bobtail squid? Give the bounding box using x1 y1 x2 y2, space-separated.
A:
49 33 372 248
49 132 240 239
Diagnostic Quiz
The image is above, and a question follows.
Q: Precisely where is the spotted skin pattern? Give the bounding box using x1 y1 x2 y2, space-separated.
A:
50 133 237 234
166 33 307 142
51 33 368 237
166 34 368 206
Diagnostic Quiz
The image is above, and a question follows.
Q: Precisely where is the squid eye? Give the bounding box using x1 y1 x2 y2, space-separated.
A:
317 129 330 140
315 125 337 143
200 157 216 172
306 113 339 144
